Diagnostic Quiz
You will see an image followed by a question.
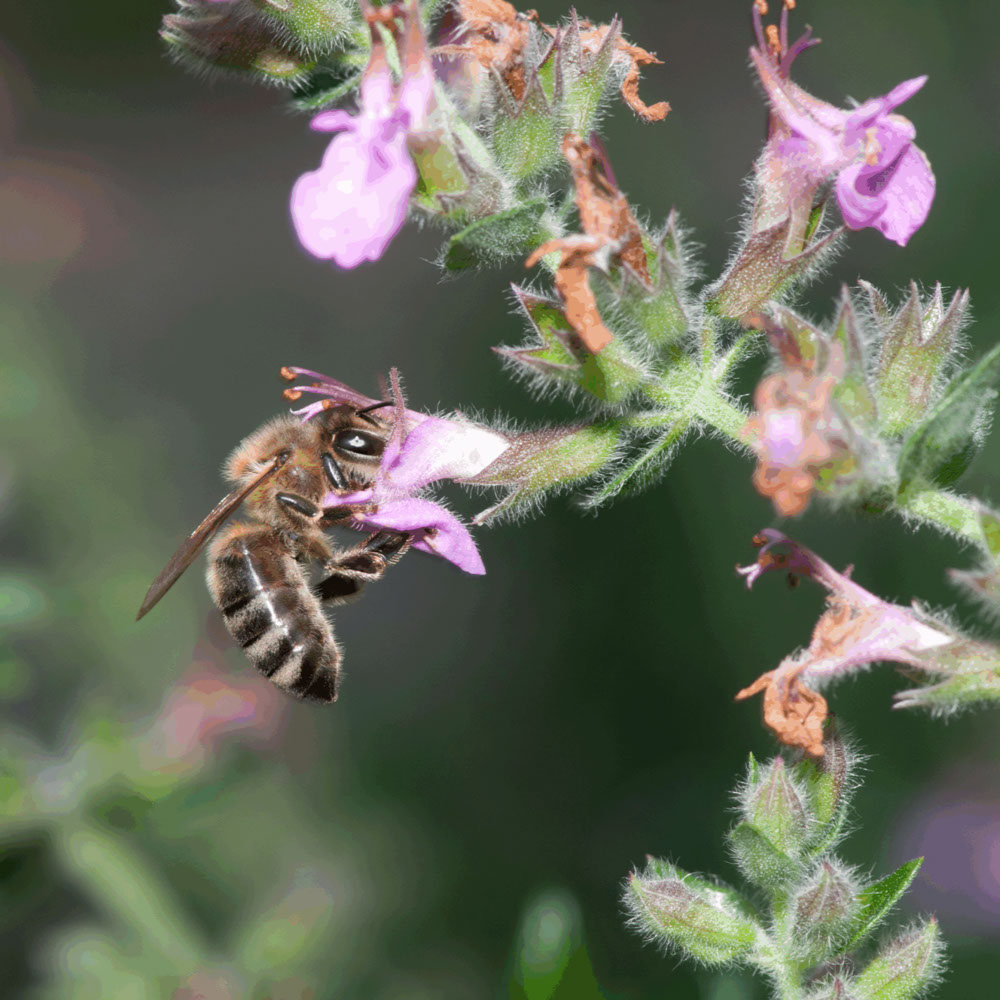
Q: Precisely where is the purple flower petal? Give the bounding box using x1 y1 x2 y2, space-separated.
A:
290 121 417 269
381 417 510 492
836 144 935 246
344 497 486 575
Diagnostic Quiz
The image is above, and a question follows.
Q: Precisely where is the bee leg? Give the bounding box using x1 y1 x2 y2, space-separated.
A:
314 572 365 606
322 452 349 491
327 530 413 581
276 492 321 519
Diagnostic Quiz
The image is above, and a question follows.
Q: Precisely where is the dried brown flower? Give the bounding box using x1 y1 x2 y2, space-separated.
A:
525 133 648 352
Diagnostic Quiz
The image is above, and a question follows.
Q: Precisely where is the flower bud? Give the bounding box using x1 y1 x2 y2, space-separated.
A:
742 755 810 857
624 859 758 964
789 861 860 962
853 919 944 1000
792 727 857 855
161 1 317 82
249 0 355 53
869 281 968 437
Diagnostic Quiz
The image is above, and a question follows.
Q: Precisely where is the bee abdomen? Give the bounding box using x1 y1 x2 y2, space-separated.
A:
207 524 341 702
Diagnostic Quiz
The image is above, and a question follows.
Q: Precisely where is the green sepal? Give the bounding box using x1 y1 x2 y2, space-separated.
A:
873 282 968 437
501 288 647 404
443 198 551 271
727 821 802 890
625 858 759 965
831 289 878 423
744 757 809 858
492 74 563 183
616 212 692 353
558 12 620 136
839 858 923 954
705 210 840 319
896 341 1000 497
161 7 318 84
466 422 620 524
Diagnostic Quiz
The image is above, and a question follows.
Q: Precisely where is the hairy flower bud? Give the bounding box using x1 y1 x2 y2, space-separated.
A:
853 920 944 1000
249 0 354 53
161 0 318 82
624 859 758 964
742 755 810 857
789 861 861 961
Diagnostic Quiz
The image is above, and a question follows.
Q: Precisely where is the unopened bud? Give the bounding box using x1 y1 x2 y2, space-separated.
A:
789 861 860 961
854 919 944 1000
743 756 810 857
250 0 355 53
161 1 317 82
624 860 758 964
791 726 857 855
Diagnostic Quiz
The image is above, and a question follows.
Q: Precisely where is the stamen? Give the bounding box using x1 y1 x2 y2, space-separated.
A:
864 126 881 166
784 0 796 9
280 366 296 381
754 0 768 13
765 23 781 57
283 388 303 401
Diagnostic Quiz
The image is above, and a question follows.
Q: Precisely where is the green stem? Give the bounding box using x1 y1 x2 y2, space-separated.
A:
55 820 207 973
896 488 984 545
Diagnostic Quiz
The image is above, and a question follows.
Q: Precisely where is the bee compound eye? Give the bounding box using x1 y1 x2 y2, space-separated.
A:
333 429 384 458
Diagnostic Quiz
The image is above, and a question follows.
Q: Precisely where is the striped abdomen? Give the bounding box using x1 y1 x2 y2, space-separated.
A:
207 523 340 702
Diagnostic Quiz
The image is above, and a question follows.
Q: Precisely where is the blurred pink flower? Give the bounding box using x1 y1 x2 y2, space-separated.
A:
896 765 1000 934
750 1 934 246
290 0 434 268
141 641 286 775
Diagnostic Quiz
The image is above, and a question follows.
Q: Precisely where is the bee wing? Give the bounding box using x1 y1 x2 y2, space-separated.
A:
136 458 282 620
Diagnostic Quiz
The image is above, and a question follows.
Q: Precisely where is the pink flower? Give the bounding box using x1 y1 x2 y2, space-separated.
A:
284 368 510 575
289 0 434 268
750 2 934 246
733 528 988 754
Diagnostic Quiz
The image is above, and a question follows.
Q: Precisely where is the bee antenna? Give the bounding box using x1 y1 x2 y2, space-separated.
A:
356 400 393 424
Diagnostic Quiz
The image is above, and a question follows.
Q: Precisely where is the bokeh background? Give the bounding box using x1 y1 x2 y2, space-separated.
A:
3 1 1000 997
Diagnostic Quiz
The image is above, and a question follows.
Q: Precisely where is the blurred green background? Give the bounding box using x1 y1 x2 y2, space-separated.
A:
3 1 1000 996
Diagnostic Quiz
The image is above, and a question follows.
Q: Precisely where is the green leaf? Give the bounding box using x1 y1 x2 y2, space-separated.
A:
444 198 550 271
292 71 362 112
727 821 801 890
492 78 562 182
897 341 1000 495
840 858 923 953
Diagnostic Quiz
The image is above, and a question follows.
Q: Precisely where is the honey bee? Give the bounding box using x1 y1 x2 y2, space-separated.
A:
137 403 411 702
